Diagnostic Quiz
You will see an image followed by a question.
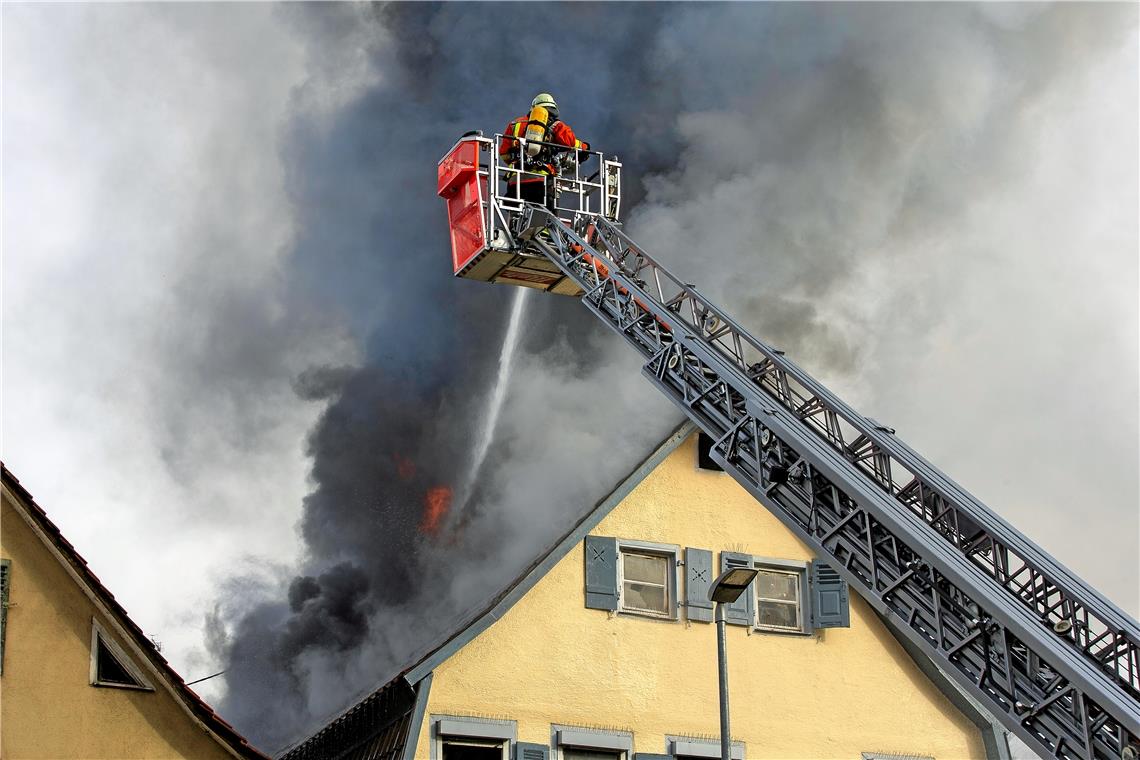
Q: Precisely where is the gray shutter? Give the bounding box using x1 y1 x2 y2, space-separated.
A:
720 551 754 626
0 559 9 675
811 559 850 628
633 755 671 760
685 547 714 623
515 743 549 760
584 536 618 610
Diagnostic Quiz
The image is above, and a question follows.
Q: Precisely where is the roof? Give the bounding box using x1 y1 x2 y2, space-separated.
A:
278 675 427 760
0 463 270 760
275 421 1007 760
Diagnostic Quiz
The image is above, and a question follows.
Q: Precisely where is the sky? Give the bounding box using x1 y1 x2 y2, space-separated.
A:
2 2 1137 755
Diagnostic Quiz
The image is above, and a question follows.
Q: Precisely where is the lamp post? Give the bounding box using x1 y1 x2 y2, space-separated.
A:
708 567 760 760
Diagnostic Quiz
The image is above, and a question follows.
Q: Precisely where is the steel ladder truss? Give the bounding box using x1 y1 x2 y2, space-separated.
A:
515 206 1140 760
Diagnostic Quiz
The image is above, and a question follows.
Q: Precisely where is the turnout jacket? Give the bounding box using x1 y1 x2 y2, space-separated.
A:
500 115 588 183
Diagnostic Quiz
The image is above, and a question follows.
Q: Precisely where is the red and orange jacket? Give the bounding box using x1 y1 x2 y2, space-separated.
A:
500 115 588 183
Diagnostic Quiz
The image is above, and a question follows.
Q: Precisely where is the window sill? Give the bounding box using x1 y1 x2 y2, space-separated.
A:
91 680 155 691
617 608 678 623
753 625 812 636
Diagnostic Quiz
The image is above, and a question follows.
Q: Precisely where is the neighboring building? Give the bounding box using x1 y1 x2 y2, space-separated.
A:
0 465 267 759
279 423 1010 760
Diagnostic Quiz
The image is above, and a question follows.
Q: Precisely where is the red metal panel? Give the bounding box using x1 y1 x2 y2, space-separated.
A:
438 140 486 273
437 140 478 197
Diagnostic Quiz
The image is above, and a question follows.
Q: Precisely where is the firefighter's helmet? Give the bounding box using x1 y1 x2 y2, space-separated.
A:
532 92 558 119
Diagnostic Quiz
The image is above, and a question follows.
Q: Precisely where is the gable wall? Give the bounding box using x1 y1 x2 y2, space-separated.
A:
0 489 236 759
414 433 985 758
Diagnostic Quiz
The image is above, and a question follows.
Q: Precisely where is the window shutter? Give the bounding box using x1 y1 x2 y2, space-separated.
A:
810 559 850 628
0 559 9 675
584 536 618 610
684 547 714 623
515 742 549 760
720 551 754 626
633 755 671 760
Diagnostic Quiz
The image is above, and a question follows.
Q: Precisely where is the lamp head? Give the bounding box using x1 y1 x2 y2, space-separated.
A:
709 567 759 604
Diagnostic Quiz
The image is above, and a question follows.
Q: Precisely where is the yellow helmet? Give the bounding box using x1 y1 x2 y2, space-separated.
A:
531 92 558 119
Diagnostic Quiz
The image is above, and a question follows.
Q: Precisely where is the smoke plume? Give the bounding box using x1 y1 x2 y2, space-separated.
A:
204 4 1137 752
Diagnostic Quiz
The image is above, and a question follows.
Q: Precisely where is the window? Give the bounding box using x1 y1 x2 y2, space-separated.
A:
433 717 513 760
720 552 850 632
442 739 506 760
89 620 152 690
755 566 804 633
584 536 682 619
861 754 934 760
696 432 724 471
621 551 670 616
745 558 812 635
618 542 679 619
554 726 631 760
721 554 850 633
564 752 621 760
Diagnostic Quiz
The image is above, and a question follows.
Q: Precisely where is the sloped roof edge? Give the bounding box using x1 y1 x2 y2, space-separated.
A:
0 463 269 760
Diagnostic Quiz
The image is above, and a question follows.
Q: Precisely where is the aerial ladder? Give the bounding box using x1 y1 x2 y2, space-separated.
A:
437 132 1140 760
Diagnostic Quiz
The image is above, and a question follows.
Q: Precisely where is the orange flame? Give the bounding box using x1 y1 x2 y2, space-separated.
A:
419 486 453 536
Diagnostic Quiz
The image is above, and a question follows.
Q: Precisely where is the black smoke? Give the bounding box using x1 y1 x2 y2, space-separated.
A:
213 5 687 749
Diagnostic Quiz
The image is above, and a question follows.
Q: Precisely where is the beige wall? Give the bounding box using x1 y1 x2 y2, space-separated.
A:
0 489 236 759
415 433 984 759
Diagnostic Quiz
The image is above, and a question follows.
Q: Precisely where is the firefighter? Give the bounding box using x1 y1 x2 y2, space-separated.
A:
500 93 589 210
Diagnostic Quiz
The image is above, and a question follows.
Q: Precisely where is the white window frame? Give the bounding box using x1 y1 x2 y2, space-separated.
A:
431 715 515 760
552 725 632 760
89 618 153 691
861 754 934 760
616 539 681 621
752 557 811 635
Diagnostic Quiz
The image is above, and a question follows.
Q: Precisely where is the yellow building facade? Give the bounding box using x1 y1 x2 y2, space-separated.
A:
283 425 1008 760
0 466 265 760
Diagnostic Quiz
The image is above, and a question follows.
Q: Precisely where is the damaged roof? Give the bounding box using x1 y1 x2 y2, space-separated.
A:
277 674 422 760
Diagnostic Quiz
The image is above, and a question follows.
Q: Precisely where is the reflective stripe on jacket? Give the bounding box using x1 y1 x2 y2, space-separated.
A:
500 116 588 182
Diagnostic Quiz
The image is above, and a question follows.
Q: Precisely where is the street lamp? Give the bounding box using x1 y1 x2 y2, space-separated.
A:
709 567 759 760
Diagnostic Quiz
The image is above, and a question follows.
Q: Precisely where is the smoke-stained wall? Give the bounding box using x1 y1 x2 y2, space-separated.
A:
9 2 1121 754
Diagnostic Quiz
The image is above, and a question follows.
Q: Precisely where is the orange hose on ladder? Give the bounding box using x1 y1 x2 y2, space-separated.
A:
574 248 672 335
